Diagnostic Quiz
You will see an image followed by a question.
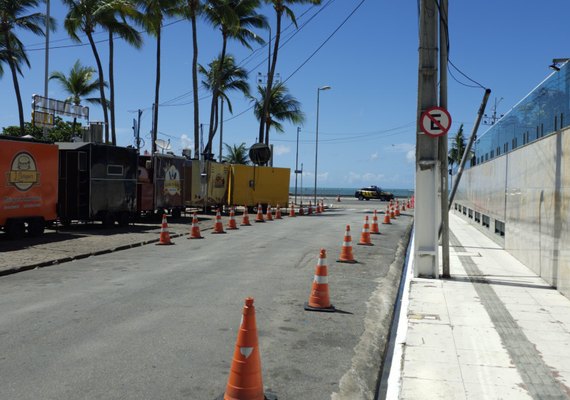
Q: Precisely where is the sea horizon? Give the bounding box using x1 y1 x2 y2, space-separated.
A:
289 187 414 198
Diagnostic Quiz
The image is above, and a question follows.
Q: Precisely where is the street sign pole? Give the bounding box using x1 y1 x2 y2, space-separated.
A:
415 0 440 278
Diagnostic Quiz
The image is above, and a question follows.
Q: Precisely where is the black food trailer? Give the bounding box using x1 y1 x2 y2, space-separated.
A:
58 142 138 226
137 153 186 218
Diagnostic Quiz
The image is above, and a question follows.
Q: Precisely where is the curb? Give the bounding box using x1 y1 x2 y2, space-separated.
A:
0 231 192 278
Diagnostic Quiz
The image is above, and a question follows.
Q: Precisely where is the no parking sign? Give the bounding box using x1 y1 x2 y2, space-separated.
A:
420 107 452 137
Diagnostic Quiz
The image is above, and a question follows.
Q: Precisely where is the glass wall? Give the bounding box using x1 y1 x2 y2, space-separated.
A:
472 61 570 166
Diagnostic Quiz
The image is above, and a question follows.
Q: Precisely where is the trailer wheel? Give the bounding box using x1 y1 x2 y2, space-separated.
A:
27 219 45 237
117 212 130 227
102 213 115 228
6 220 26 240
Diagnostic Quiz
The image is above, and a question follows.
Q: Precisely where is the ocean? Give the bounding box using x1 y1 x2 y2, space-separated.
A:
289 187 414 199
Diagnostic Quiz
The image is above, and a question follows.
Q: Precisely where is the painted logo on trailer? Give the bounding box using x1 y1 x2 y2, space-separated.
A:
164 165 181 196
7 152 39 191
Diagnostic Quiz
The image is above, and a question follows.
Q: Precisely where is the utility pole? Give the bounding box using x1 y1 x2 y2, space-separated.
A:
136 109 142 153
439 0 450 278
151 103 156 154
415 0 439 278
42 0 50 139
294 127 301 205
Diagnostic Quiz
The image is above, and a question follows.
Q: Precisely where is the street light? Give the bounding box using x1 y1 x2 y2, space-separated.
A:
294 127 301 205
314 85 331 205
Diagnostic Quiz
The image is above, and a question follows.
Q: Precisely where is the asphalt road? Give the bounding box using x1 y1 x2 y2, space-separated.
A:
0 199 412 400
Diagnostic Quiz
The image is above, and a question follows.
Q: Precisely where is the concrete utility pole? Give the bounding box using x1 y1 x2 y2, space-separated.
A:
294 127 301 205
414 0 440 278
439 0 450 278
42 0 51 138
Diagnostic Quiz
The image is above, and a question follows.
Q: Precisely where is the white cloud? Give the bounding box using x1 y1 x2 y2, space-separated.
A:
347 171 385 184
370 152 378 161
406 149 415 163
180 134 193 150
273 144 291 156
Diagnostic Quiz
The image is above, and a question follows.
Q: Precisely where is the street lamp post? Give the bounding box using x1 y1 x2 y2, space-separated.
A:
314 85 331 205
294 127 301 205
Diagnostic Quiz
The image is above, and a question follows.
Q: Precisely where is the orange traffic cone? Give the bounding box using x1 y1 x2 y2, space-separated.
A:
371 210 380 234
156 214 174 245
390 208 396 220
299 203 305 216
402 203 407 211
222 297 269 400
188 212 204 239
383 210 391 225
336 195 341 202
358 216 374 246
395 205 401 217
315 201 321 214
275 205 282 220
307 201 312 215
265 205 273 221
304 249 335 312
212 209 226 234
289 205 296 217
255 204 265 223
241 206 252 226
337 225 357 263
227 207 239 230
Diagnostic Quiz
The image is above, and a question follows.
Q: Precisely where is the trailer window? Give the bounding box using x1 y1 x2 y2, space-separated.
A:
107 165 124 176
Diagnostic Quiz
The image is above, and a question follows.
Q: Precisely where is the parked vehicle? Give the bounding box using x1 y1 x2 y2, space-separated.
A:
137 153 186 218
58 142 138 226
354 185 394 201
0 136 59 238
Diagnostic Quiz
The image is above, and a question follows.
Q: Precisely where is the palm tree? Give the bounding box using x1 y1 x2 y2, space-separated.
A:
222 142 249 164
253 83 304 135
137 0 182 153
179 0 202 159
0 0 54 134
448 123 466 171
258 0 320 144
202 0 266 158
104 4 142 145
199 54 250 140
64 0 112 142
49 59 105 137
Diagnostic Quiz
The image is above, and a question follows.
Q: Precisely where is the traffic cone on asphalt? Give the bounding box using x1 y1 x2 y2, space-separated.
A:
402 203 407 211
227 207 239 230
156 214 174 245
337 225 357 264
222 297 268 400
241 206 252 226
275 205 282 220
371 210 380 234
289 205 296 217
212 209 226 234
383 210 391 225
390 208 396 220
337 195 341 202
315 201 322 214
395 206 401 217
265 205 273 221
307 201 313 215
358 216 374 246
255 204 265 223
299 203 305 216
304 249 335 312
188 212 204 239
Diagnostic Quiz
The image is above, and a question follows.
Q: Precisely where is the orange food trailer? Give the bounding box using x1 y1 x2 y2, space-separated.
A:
0 136 59 239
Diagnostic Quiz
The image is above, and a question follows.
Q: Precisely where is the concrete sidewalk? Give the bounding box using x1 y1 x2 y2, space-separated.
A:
387 212 570 399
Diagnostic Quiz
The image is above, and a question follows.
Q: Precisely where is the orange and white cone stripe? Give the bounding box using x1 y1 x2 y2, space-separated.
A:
265 205 273 221
371 210 380 234
304 249 335 312
212 209 226 234
241 206 251 226
255 203 265 223
156 214 174 245
275 204 282 219
337 225 357 263
189 212 204 239
227 207 239 230
358 216 374 246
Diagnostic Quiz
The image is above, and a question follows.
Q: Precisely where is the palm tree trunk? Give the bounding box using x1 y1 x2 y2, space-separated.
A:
87 32 109 143
4 36 25 134
109 31 116 145
72 117 77 137
191 5 200 159
260 9 283 145
152 26 162 154
204 34 227 157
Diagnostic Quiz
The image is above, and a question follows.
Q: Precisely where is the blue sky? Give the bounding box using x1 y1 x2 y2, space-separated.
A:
1 0 569 189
